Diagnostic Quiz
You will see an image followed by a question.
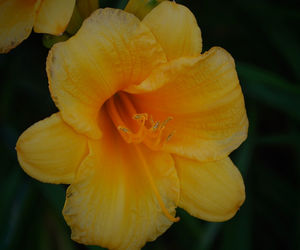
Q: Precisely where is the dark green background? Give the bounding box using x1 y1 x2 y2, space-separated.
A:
1 0 299 249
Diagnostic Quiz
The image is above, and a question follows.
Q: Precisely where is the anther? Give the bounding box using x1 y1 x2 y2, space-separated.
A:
161 117 173 128
133 113 148 120
118 127 130 133
106 93 175 148
153 122 160 131
166 131 175 142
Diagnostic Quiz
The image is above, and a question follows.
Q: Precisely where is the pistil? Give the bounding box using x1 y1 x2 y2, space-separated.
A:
134 145 180 223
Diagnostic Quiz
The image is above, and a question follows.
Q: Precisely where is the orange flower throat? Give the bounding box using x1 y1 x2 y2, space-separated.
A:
106 92 175 150
105 92 179 223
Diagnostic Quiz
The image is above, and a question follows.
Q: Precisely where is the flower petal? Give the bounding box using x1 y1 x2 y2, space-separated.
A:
132 47 248 161
63 109 179 249
16 113 88 184
142 1 202 60
125 0 167 20
76 0 99 19
48 8 166 139
33 0 75 35
0 0 39 53
174 155 245 222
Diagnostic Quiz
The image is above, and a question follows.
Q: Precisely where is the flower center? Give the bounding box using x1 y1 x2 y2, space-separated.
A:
105 92 179 223
105 92 174 150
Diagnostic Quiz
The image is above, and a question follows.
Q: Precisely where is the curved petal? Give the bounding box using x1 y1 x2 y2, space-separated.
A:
174 155 245 222
125 0 167 20
63 109 179 249
0 0 40 53
33 0 75 35
142 1 202 60
132 47 248 161
48 8 166 139
76 0 99 19
16 113 88 184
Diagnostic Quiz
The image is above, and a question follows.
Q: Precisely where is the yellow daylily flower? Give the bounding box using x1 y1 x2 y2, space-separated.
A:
0 0 76 53
16 2 248 249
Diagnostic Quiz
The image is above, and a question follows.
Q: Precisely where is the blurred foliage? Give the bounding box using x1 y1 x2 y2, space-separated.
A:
0 0 299 249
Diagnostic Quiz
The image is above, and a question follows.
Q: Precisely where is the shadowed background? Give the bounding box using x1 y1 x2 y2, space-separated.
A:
0 0 299 249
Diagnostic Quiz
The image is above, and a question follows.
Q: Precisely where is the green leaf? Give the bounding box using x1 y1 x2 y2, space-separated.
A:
37 183 66 215
232 105 257 177
0 170 22 223
0 181 34 250
66 5 83 35
258 132 300 146
196 223 223 250
87 246 106 250
43 33 69 49
234 0 300 80
237 62 300 120
219 201 252 250
116 0 129 9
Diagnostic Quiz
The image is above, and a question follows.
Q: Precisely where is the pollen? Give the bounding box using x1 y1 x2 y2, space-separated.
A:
106 92 174 150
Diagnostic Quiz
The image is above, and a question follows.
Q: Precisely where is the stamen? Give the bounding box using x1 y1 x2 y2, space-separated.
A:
161 117 173 128
153 127 164 147
149 115 155 126
106 93 175 148
118 127 130 133
166 131 176 142
134 145 180 223
133 113 148 120
153 121 160 131
106 97 127 130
